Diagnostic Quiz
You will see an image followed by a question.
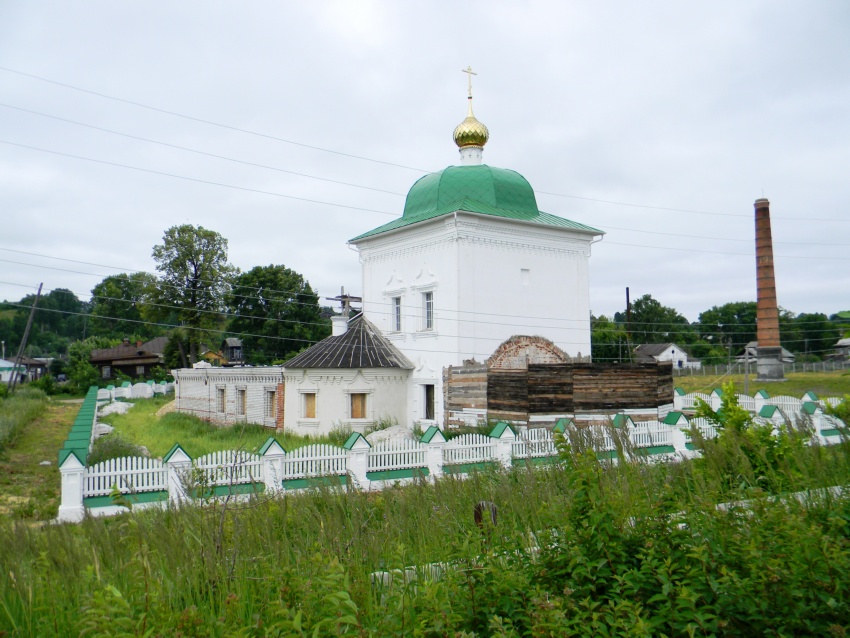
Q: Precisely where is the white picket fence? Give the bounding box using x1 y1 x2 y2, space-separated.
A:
368 439 427 473
678 392 711 410
629 421 673 448
194 450 264 486
443 433 496 465
281 444 347 480
511 428 558 459
767 396 804 414
735 394 757 412
689 417 720 440
84 457 167 497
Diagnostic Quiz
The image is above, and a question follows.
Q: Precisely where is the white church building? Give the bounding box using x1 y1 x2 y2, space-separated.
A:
347 83 603 427
174 79 604 432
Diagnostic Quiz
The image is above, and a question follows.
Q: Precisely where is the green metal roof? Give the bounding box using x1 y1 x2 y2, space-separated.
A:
350 164 603 242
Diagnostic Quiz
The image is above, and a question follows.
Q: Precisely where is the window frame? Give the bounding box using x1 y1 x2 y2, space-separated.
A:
392 296 402 332
236 386 247 417
216 386 226 414
422 291 434 331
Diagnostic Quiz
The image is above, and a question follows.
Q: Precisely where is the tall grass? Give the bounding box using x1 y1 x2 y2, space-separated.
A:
2 426 850 635
0 387 47 453
99 397 319 458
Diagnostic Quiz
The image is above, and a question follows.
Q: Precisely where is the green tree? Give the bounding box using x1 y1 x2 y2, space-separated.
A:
66 336 118 392
227 264 329 364
590 315 628 363
89 272 160 340
627 294 693 345
789 312 839 359
150 225 236 363
697 301 757 358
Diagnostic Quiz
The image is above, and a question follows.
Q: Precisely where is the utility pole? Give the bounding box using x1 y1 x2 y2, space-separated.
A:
325 286 362 316
625 287 633 363
8 283 42 393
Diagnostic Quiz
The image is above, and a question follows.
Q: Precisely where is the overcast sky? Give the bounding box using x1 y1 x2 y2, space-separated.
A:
1 1 848 326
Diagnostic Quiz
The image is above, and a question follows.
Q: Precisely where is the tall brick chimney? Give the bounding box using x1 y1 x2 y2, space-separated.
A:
754 198 784 380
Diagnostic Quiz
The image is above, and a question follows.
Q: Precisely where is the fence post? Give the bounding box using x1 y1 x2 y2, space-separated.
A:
489 421 516 469
164 444 192 504
57 451 86 523
670 427 688 456
259 437 286 493
343 432 371 490
420 427 446 480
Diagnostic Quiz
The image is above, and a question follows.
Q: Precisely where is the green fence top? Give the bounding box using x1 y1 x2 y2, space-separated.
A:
257 437 286 456
420 426 445 444
342 432 370 450
802 401 819 415
59 448 86 467
756 389 770 398
674 387 685 396
759 405 779 418
489 421 514 438
553 418 574 433
662 411 687 425
163 443 191 463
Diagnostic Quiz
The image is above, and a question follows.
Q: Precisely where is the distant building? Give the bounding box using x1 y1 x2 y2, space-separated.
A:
634 343 701 369
221 338 244 366
89 336 168 380
738 341 795 364
833 337 850 361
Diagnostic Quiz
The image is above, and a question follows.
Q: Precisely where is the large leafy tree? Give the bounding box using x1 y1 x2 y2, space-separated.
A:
151 225 236 362
790 312 840 359
226 264 329 365
89 272 160 340
627 294 694 345
697 301 757 356
590 315 628 363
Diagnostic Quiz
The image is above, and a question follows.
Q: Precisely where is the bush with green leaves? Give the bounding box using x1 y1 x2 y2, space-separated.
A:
86 434 148 466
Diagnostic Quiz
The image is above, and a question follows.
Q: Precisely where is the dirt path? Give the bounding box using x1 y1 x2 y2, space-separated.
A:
0 401 76 521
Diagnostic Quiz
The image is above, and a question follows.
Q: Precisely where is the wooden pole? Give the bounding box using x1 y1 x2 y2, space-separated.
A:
8 283 42 393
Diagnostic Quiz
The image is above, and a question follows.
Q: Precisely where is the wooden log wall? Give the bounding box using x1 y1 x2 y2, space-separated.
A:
443 364 488 425
486 370 528 422
569 362 672 411
527 364 574 413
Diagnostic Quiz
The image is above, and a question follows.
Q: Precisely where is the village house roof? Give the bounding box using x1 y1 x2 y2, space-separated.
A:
633 343 696 363
284 313 414 370
739 341 795 363
89 336 167 364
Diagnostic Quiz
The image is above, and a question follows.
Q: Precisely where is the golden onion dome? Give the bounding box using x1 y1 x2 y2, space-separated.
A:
453 98 489 148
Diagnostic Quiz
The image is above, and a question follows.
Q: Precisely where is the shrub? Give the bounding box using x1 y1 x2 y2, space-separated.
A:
86 434 147 466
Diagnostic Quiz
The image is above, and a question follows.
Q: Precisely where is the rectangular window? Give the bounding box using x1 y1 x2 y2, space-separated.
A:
236 389 246 416
136 365 145 377
216 387 226 413
265 390 276 418
422 291 433 330
350 393 367 419
392 296 402 332
102 366 111 379
521 268 530 286
303 392 316 419
424 384 435 420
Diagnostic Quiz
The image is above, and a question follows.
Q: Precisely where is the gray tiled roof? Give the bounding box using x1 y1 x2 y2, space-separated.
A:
284 313 414 370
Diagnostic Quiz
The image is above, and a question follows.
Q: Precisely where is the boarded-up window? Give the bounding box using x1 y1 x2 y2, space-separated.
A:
236 389 246 416
303 393 316 419
216 387 226 413
265 390 276 418
350 393 367 419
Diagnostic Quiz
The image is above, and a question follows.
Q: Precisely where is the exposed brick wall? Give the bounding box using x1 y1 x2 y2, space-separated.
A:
486 335 571 370
275 382 285 431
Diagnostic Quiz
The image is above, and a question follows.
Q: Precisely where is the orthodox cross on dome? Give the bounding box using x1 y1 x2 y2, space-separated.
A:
462 65 477 99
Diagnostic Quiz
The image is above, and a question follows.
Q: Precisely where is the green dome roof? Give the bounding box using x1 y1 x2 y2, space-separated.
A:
403 165 539 219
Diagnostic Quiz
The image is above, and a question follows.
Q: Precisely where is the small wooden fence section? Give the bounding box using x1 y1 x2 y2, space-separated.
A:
194 450 264 487
512 428 558 460
629 421 674 451
368 439 427 474
84 457 167 497
443 433 496 467
281 444 347 487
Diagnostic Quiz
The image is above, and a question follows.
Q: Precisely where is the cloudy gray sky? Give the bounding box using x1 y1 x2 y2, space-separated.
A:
1 1 848 326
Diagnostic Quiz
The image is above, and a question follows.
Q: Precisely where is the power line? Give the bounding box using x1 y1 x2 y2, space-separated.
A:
0 139 399 216
3 67 847 224
0 66 426 173
0 103 406 197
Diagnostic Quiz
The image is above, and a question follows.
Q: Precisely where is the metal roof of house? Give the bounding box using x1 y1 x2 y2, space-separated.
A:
284 313 414 370
89 336 168 363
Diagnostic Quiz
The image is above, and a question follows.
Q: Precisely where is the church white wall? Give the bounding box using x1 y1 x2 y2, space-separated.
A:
354 212 596 426
283 368 410 437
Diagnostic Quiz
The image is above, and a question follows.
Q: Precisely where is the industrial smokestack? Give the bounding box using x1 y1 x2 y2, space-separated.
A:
754 198 784 380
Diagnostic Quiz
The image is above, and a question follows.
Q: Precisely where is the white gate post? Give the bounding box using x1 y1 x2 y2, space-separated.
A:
420 427 446 480
489 422 516 469
57 451 86 523
259 437 286 493
343 433 371 490
163 444 192 504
